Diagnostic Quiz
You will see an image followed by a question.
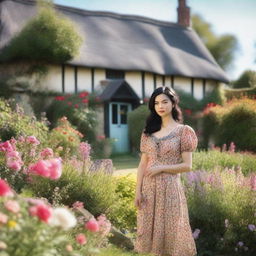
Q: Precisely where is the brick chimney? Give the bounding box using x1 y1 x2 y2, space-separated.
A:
177 0 191 27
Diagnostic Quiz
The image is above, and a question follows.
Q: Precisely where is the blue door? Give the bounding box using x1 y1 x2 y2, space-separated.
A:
109 102 132 153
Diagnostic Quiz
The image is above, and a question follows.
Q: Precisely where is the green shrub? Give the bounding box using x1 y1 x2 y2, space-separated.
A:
0 98 48 143
48 117 83 158
202 97 256 152
193 150 256 176
224 87 256 100
232 69 256 89
46 92 100 144
0 0 82 63
128 105 149 152
108 175 137 231
28 162 118 217
184 168 256 255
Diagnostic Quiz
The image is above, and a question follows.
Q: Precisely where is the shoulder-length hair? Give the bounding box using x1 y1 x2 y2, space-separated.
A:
144 86 183 135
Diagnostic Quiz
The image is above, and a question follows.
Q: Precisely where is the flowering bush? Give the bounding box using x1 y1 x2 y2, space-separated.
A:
0 99 48 143
29 160 118 217
48 117 83 158
182 167 256 255
202 97 256 152
193 147 256 175
0 179 112 256
46 91 100 143
0 135 62 192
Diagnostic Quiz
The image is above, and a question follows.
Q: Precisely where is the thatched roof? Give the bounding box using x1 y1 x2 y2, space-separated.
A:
0 0 229 83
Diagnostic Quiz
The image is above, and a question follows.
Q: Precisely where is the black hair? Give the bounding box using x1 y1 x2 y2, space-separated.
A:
144 86 183 135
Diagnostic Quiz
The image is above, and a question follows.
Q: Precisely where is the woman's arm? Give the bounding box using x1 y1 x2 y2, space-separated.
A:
136 153 148 194
145 151 192 177
134 153 148 209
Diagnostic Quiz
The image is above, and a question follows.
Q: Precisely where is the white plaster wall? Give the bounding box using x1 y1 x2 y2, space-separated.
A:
43 65 62 92
77 67 91 93
194 79 203 100
165 76 171 88
145 72 154 97
94 69 106 92
125 71 142 98
205 80 218 93
65 66 75 93
173 76 191 94
156 75 164 87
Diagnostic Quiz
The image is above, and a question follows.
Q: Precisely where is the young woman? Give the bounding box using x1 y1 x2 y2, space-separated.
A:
134 86 197 256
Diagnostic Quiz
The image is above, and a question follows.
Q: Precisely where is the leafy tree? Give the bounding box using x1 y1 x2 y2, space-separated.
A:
232 69 256 88
0 0 82 63
192 14 238 71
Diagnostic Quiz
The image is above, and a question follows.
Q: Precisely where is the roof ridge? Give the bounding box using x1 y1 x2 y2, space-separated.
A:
4 0 190 30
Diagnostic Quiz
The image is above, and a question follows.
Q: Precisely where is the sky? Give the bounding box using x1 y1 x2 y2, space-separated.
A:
54 0 256 80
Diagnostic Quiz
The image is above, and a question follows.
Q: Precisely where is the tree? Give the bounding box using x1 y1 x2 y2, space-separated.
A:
0 0 82 63
232 69 256 88
192 14 238 71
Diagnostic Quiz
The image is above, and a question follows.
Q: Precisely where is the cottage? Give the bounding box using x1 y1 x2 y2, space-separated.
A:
0 0 229 153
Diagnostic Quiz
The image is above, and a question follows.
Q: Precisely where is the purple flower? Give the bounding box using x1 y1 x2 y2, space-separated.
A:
192 228 200 239
79 142 91 160
237 241 244 247
248 224 256 231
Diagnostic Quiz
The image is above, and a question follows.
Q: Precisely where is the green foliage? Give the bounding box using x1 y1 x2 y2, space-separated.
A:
46 93 100 144
0 0 82 63
202 97 256 152
127 105 149 152
224 86 256 100
192 14 238 70
184 168 256 255
109 175 137 231
193 150 256 176
91 137 114 159
232 69 256 88
0 98 48 143
28 162 118 217
48 117 83 158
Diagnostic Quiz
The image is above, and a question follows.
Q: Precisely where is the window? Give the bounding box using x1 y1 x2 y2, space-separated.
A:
106 69 125 79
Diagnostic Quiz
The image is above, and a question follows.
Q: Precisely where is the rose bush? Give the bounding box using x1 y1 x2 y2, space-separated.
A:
0 179 112 256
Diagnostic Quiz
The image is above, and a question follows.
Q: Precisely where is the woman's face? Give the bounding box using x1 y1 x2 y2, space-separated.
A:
154 93 173 117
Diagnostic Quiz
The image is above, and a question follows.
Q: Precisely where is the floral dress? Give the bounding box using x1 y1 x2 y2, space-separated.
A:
135 124 198 256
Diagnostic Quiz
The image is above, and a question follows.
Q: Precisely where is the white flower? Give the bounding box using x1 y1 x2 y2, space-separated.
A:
49 207 77 230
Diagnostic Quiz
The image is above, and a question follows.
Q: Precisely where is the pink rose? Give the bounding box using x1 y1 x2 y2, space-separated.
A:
85 218 100 232
26 136 40 145
76 233 87 245
6 151 20 158
4 200 20 213
40 148 54 158
29 160 50 178
72 201 84 209
0 141 14 152
6 159 22 171
48 158 62 180
0 179 13 197
0 212 8 224
30 204 52 223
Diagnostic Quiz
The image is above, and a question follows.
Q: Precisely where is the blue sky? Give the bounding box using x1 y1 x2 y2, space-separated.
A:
54 0 256 80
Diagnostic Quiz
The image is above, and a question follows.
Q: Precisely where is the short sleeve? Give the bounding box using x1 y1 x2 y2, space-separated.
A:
140 132 148 153
180 125 198 152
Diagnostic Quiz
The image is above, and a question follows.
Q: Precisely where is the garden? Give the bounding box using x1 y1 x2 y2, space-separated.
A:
0 1 255 255
0 88 256 256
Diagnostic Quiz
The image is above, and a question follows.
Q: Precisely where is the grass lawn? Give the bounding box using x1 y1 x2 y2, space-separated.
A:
111 153 140 170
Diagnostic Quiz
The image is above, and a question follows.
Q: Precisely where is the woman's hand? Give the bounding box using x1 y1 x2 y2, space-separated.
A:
145 166 163 178
134 192 143 210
